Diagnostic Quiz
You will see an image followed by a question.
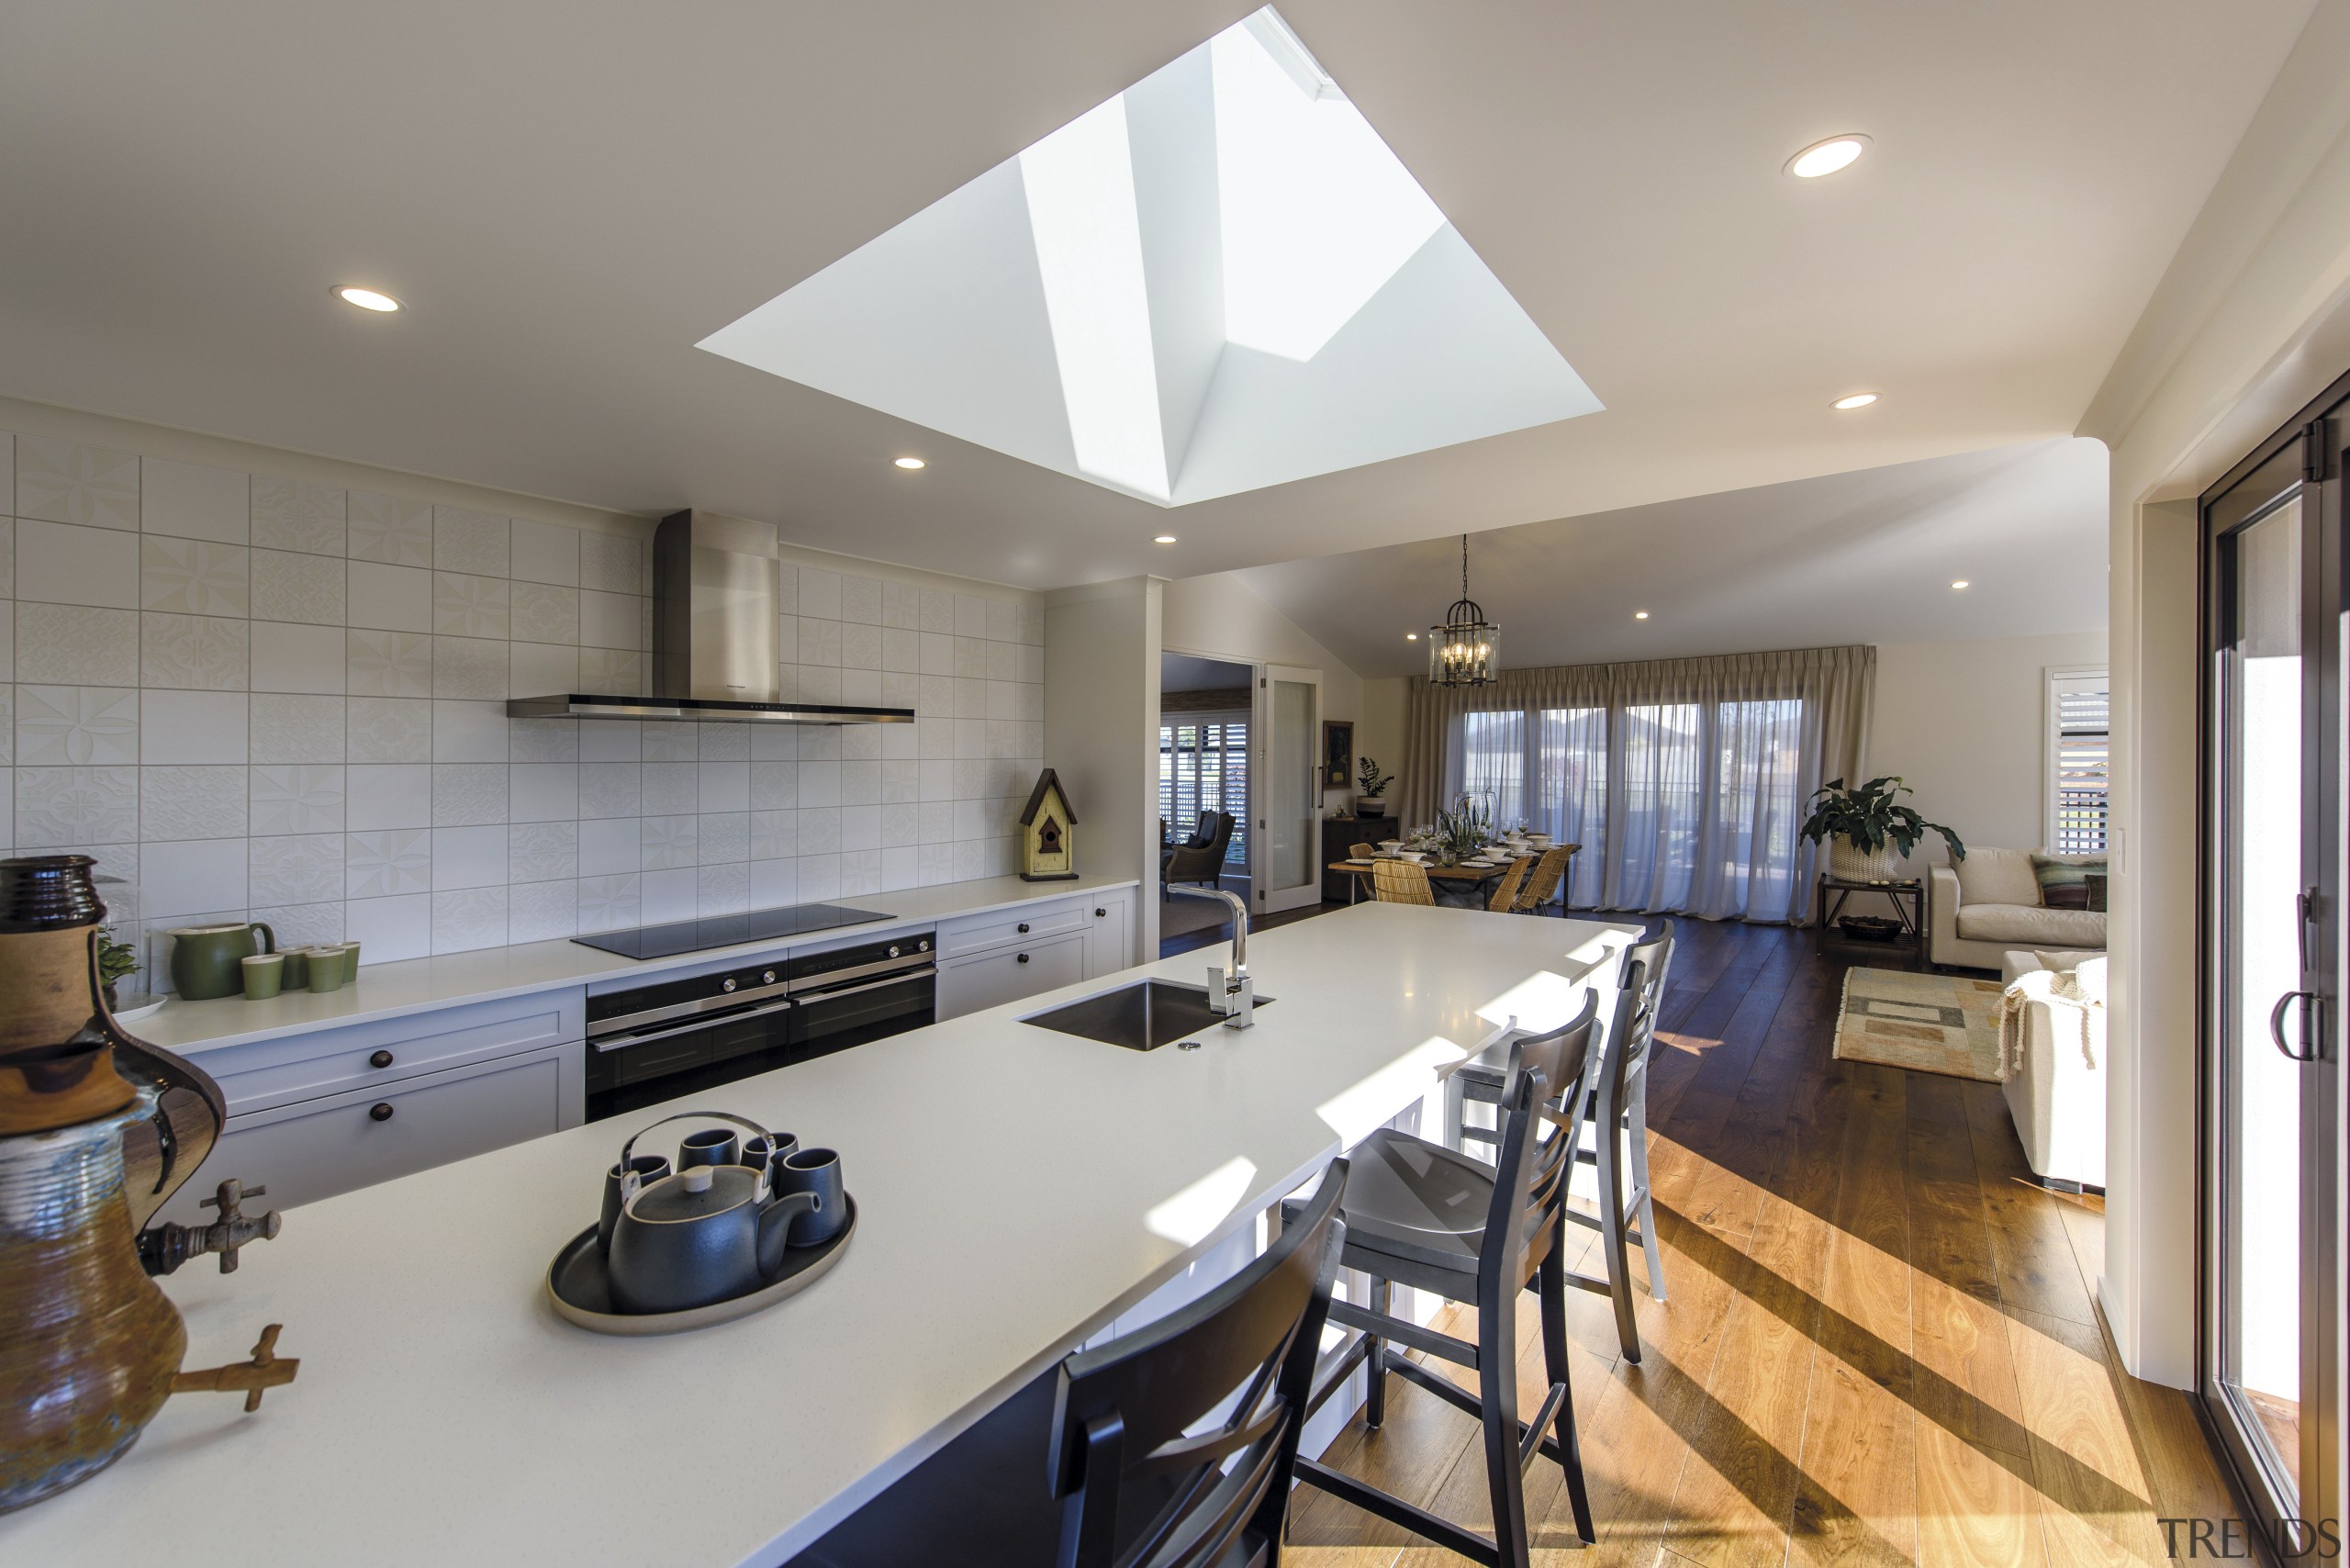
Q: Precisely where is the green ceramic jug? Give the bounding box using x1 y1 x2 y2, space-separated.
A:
167 922 275 1002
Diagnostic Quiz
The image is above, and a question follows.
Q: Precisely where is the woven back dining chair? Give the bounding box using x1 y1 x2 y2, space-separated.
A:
1348 842 1377 859
1371 859 1435 905
1512 845 1578 915
1485 855 1529 913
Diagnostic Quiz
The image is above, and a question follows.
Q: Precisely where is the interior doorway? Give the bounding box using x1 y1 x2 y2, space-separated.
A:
1159 653 1254 943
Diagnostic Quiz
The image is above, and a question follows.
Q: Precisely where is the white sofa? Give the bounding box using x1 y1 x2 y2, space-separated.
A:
1927 846 2105 970
1998 948 2107 1190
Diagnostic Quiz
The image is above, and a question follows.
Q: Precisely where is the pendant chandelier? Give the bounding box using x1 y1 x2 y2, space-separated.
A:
1428 533 1501 686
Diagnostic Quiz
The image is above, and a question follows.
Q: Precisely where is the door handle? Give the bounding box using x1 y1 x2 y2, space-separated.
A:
2271 990 2322 1061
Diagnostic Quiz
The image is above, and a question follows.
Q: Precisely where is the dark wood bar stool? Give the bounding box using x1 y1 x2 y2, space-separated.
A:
1047 1158 1348 1568
1290 995 1602 1565
1453 926 1674 1363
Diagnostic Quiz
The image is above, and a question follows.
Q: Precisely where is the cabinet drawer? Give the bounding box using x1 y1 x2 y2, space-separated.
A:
934 931 1086 1020
196 990 585 1117
164 1043 578 1219
935 897 1085 960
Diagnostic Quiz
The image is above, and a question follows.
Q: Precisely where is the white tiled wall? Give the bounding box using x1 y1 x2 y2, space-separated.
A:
0 431 1046 983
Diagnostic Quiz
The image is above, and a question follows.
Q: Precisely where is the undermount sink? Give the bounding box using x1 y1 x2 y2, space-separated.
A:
1022 980 1275 1052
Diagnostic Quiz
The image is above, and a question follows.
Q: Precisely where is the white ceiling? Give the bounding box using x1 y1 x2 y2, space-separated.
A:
1237 439 2110 678
0 2 2313 589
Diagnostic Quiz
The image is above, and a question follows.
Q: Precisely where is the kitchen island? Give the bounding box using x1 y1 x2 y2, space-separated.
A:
1 902 1637 1567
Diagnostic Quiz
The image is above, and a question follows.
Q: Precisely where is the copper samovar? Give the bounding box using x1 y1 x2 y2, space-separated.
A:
0 855 295 1514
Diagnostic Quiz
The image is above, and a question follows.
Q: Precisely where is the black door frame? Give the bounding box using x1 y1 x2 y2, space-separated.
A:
2197 368 2346 1545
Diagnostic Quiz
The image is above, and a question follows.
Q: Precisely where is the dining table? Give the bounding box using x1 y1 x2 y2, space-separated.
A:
1326 848 1542 906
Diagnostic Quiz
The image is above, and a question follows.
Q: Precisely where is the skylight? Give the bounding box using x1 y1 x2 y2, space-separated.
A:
699 6 1600 506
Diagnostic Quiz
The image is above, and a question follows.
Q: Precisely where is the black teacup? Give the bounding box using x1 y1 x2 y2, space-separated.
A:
741 1132 799 1175
770 1148 847 1247
677 1128 741 1170
599 1155 672 1255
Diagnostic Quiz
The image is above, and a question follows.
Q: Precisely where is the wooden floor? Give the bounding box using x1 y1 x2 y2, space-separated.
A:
1281 916 2236 1567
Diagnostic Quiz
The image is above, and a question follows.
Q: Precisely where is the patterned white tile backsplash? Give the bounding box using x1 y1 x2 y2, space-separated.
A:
0 429 1045 986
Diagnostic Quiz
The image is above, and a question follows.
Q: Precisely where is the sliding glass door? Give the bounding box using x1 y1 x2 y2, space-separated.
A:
2200 403 2344 1540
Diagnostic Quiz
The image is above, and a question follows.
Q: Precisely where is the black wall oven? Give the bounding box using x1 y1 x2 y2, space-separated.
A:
585 933 934 1121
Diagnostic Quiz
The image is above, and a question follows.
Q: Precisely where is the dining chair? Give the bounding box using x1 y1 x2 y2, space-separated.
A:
1348 842 1376 859
1485 855 1529 913
1371 859 1435 905
1511 845 1577 915
1291 995 1601 1563
1046 1159 1348 1568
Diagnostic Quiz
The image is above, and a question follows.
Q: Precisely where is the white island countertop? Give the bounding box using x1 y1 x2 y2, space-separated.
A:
5 903 1638 1568
138 872 1142 1057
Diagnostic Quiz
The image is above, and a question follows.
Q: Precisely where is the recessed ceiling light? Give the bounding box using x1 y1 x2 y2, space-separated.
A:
1405 632 1419 640
1154 534 1178 543
1634 610 1650 620
1831 392 1879 410
333 286 402 313
893 457 926 470
1951 579 1970 590
1786 134 1870 179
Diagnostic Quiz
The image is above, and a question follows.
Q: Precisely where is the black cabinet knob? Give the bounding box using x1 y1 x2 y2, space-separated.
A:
368 1103 395 1123
1017 923 1030 934
1095 908 1106 917
1016 953 1030 964
369 1049 395 1069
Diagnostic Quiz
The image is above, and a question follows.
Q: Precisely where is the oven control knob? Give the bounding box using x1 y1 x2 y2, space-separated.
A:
919 939 930 951
722 978 738 993
888 945 901 958
763 970 777 985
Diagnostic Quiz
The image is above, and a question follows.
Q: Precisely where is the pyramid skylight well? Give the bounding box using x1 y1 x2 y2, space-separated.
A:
700 7 1602 506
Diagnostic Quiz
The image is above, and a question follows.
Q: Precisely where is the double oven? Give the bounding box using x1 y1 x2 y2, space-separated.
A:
583 932 935 1122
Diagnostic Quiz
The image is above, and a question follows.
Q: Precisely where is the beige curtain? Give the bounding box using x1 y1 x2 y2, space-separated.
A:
1397 644 1874 923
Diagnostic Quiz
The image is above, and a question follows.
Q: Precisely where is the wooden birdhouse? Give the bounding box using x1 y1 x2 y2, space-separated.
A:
1018 769 1079 882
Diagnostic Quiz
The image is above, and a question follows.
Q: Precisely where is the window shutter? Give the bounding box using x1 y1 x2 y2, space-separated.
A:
2050 671 2109 853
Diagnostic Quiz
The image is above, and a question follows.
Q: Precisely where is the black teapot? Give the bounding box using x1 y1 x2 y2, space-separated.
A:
604 1114 823 1315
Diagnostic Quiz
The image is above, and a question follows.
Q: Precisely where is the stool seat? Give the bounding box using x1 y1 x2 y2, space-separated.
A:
1320 1127 1546 1281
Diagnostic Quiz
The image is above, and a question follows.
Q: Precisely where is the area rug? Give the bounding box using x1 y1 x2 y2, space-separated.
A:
1832 967 2007 1082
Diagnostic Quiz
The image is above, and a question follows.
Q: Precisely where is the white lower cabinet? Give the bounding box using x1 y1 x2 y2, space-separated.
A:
935 929 1087 1021
164 1042 583 1220
1083 888 1134 979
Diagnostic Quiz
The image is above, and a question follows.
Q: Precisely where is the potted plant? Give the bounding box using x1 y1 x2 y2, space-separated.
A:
1798 776 1966 881
1432 792 1492 866
1355 756 1395 819
97 925 140 1009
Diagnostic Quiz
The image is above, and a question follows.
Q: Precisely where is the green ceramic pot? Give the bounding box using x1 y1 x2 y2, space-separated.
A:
167 921 275 1002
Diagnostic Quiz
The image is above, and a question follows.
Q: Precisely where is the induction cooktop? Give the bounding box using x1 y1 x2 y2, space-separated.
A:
572 902 893 960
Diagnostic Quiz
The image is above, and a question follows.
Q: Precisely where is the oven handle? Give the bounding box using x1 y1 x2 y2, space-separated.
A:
592 996 795 1053
795 968 937 1006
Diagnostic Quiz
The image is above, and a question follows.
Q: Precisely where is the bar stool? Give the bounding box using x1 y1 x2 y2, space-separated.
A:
1048 1159 1348 1568
1291 994 1601 1564
1453 926 1673 1363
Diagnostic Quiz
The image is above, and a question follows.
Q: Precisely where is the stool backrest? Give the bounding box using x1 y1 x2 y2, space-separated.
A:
1371 859 1435 905
1047 1159 1348 1568
1487 990 1601 1294
1593 929 1673 1137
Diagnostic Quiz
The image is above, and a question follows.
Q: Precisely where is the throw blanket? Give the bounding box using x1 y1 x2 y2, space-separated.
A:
1998 959 2105 1081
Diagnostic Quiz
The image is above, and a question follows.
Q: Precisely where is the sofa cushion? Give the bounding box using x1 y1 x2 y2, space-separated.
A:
1955 847 2042 909
1956 902 2106 947
2032 853 2109 910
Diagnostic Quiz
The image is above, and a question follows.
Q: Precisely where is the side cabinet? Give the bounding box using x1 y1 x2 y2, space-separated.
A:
162 988 587 1221
1083 888 1135 980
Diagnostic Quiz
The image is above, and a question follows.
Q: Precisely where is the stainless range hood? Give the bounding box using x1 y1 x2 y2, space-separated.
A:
505 510 914 726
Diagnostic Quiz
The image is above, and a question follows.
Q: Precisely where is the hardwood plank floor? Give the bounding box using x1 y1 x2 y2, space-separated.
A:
1292 917 2231 1566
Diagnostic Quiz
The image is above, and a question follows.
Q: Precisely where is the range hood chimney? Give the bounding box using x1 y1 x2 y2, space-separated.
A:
506 510 914 726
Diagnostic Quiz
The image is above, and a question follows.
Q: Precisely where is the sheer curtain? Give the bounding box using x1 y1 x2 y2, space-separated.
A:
1399 645 1874 924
